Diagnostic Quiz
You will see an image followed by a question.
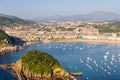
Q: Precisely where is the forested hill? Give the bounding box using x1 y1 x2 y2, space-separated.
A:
0 14 36 27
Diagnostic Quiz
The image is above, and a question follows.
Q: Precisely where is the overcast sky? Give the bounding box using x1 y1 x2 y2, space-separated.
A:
0 0 120 19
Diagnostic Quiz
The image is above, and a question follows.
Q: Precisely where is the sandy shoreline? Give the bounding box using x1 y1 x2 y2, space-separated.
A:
54 39 120 44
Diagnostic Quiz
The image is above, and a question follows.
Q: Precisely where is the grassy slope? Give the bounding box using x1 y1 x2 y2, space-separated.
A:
0 29 12 48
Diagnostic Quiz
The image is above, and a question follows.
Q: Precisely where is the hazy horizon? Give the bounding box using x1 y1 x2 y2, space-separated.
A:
0 0 120 19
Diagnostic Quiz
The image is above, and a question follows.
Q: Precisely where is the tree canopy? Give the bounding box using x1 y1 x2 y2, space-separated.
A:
21 50 62 75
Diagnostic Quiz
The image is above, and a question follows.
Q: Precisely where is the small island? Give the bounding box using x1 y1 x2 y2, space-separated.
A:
0 50 76 80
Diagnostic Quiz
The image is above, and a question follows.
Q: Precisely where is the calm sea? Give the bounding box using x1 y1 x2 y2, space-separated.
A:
0 42 120 80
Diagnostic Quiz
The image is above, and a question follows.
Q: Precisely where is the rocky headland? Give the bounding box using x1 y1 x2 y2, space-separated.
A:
0 29 39 54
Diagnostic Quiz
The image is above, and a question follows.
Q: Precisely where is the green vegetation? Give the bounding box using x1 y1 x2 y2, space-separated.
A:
117 33 120 37
94 22 120 33
0 29 12 48
0 16 36 27
21 50 62 75
44 28 52 32
56 27 75 31
77 24 87 27
93 21 120 33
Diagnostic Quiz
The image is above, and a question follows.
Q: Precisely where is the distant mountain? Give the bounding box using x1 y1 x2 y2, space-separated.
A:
85 11 120 22
33 11 120 22
0 14 17 19
0 14 36 27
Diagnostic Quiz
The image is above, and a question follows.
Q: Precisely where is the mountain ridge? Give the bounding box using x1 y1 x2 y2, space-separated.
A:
0 14 36 27
33 11 120 22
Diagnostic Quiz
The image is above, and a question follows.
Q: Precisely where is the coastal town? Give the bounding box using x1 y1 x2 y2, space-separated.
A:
1 0 120 80
1 20 120 54
3 21 120 43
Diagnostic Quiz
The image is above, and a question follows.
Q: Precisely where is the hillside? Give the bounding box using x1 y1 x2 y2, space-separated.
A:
0 14 36 27
94 21 120 33
13 50 74 80
0 29 12 48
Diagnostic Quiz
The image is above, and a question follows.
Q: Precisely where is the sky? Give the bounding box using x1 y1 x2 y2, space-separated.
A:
0 0 120 19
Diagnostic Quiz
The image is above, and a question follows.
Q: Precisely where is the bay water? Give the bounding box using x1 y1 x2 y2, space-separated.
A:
0 42 120 80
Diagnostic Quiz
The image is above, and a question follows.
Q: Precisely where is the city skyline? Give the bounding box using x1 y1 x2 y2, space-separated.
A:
0 0 120 19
